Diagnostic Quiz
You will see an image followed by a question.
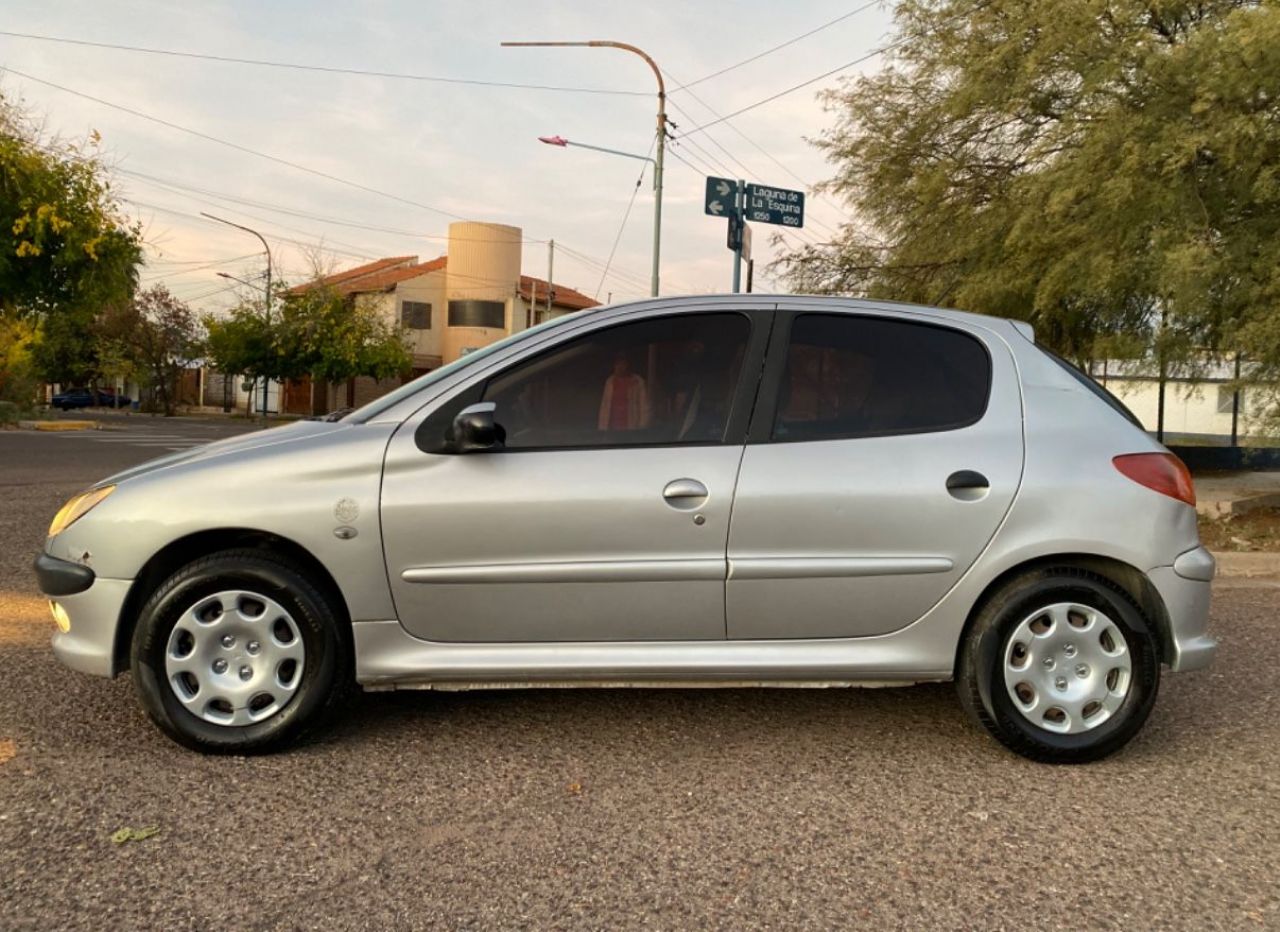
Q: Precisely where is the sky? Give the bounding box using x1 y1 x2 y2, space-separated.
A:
1 0 898 313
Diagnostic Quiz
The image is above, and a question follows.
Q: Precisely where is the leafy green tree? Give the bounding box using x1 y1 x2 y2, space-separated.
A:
204 292 281 415
98 286 205 415
0 310 38 408
777 0 1280 370
279 284 410 385
1 91 142 330
205 282 410 414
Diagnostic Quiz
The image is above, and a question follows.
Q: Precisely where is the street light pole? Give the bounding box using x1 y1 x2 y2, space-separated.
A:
201 212 273 417
215 271 267 292
503 40 665 298
538 135 656 167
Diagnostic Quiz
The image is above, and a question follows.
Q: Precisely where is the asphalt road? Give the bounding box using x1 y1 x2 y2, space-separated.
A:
1 420 1278 930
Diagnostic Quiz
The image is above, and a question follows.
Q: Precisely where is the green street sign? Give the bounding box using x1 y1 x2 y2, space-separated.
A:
704 176 738 217
744 182 805 228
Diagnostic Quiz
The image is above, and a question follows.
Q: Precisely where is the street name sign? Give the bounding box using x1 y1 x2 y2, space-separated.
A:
744 182 805 228
704 176 738 217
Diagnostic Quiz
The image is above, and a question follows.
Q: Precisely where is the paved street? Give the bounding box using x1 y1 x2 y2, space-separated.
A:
1 424 1278 930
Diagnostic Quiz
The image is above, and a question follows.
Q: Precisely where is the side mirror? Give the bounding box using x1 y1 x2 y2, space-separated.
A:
450 402 505 453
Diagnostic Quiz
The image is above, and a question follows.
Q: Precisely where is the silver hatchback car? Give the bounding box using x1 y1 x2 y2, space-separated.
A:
36 296 1216 762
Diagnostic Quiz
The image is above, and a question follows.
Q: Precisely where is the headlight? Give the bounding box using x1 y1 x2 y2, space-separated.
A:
48 485 115 538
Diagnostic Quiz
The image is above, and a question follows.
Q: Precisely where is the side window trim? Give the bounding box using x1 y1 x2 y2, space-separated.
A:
748 310 994 445
414 309 774 455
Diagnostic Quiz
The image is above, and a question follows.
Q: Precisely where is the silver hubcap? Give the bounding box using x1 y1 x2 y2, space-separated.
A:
1002 602 1132 735
164 590 306 726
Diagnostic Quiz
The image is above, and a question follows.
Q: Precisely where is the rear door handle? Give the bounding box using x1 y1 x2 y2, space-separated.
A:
663 478 709 510
946 470 990 501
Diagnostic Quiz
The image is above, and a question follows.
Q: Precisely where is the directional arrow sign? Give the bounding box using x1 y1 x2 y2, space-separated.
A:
704 176 739 217
744 182 805 228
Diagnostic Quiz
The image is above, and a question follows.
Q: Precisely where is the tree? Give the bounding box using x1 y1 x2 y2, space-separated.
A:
777 0 1280 371
0 310 38 407
1 91 142 326
204 281 410 415
99 286 205 415
279 284 411 385
204 292 283 406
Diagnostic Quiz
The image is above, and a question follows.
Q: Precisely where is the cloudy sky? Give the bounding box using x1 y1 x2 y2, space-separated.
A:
1 0 897 311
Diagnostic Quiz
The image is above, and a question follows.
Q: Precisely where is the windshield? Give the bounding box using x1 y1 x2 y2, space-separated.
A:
346 313 588 422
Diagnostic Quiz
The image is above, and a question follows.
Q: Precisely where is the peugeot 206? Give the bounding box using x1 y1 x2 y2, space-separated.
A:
36 296 1216 762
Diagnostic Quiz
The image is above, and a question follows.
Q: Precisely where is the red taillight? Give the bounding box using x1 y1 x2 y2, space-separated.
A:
1112 453 1195 506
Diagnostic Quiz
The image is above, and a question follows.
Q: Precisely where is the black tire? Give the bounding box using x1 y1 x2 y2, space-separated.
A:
957 567 1160 764
130 549 351 753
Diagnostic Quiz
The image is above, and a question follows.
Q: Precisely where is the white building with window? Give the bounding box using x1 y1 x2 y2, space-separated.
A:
1087 358 1260 441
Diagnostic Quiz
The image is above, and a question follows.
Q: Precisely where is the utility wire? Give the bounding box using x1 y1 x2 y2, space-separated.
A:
677 1 985 138
0 30 648 95
666 86 846 239
677 40 903 138
5 66 472 221
17 76 662 294
120 167 545 242
595 138 655 299
665 102 834 248
672 1 883 92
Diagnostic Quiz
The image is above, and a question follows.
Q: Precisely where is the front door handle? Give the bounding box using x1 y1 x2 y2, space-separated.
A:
663 478 709 510
946 470 990 501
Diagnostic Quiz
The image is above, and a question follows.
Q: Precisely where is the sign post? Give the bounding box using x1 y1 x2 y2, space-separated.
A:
705 175 804 292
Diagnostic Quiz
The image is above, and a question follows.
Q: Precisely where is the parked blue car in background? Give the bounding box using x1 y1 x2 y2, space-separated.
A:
50 388 132 410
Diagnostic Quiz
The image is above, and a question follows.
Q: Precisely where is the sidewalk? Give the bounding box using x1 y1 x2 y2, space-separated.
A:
1213 550 1280 579
1194 470 1280 518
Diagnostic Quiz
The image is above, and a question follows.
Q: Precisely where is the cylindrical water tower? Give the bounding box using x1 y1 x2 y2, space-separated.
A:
442 221 522 363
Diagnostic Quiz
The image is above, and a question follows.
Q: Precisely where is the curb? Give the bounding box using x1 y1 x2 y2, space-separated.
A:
17 420 98 432
1212 550 1280 579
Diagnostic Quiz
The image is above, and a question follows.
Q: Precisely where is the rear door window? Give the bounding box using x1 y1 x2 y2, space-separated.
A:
770 314 992 442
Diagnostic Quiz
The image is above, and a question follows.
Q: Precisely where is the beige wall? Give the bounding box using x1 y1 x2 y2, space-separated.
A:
1105 377 1255 437
393 269 447 365
442 221 522 364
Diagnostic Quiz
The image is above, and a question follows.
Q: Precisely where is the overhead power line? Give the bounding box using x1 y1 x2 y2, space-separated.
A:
595 137 656 299
14 71 662 293
677 1 986 138
0 30 648 95
118 167 544 244
678 40 903 138
5 66 475 221
673 1 884 92
665 84 848 238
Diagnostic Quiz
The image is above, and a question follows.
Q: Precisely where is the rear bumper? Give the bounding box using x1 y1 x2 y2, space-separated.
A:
1148 546 1217 673
36 553 130 679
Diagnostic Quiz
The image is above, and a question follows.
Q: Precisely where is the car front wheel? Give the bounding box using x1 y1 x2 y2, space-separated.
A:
957 567 1161 764
130 549 350 753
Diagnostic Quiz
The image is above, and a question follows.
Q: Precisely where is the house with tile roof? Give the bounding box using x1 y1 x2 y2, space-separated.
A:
280 222 600 414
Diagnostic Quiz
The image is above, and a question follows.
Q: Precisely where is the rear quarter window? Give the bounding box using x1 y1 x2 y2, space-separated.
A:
1039 347 1144 429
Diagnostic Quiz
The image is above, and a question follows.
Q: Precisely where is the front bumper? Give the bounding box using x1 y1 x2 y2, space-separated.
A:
36 552 130 678
1148 546 1218 673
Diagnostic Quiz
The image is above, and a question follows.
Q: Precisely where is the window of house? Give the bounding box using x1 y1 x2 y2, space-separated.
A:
440 313 753 451
400 300 431 330
771 314 991 442
448 300 506 329
1217 385 1243 415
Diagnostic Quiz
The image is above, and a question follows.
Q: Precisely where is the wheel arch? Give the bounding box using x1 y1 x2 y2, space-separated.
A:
111 528 353 676
953 553 1173 678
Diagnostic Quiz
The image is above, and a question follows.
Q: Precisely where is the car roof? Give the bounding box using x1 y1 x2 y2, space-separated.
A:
595 294 1033 341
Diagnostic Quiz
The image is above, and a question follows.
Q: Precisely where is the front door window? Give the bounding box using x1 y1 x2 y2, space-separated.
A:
480 313 752 449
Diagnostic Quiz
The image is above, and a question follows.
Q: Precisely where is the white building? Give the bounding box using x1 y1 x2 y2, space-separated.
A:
1089 358 1260 441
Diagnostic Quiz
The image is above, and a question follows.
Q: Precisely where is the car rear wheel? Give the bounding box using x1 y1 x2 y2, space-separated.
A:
957 567 1160 763
130 549 350 753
